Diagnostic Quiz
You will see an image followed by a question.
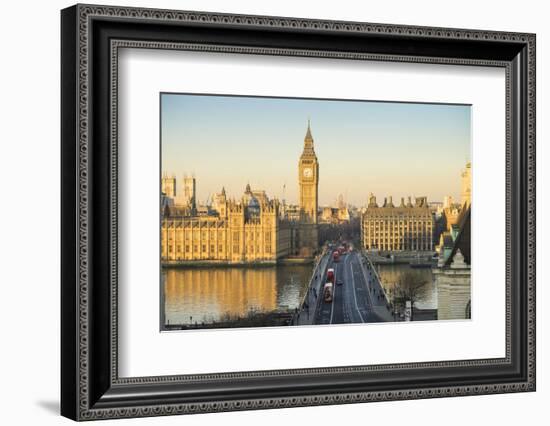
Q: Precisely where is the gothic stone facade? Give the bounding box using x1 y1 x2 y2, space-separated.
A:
435 206 471 320
434 251 471 320
162 186 292 264
361 194 434 252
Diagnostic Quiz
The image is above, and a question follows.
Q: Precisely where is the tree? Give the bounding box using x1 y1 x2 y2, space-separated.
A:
392 270 427 320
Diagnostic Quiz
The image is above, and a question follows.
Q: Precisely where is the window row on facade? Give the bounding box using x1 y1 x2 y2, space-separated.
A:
361 216 434 252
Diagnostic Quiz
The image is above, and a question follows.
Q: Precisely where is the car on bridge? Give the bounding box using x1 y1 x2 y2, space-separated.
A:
336 279 343 286
323 282 333 303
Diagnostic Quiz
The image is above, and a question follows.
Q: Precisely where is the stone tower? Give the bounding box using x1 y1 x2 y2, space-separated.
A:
212 187 228 219
183 175 196 209
461 162 471 207
161 173 176 198
298 120 319 224
296 120 319 257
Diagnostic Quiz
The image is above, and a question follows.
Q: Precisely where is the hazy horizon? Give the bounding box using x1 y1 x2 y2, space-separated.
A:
161 93 471 206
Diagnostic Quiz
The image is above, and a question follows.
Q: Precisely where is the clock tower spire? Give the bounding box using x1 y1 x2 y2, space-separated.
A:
298 120 319 224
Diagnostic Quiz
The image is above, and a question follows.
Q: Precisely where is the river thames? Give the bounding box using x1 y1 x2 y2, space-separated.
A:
161 262 436 327
162 264 313 326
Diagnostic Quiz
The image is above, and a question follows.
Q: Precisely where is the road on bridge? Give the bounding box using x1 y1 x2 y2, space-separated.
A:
314 251 392 325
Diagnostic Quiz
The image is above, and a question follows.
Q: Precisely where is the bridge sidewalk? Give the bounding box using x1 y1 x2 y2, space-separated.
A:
292 252 331 326
359 253 395 322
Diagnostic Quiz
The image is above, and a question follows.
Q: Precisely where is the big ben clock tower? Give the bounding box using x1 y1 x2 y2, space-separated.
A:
299 120 319 224
296 120 319 258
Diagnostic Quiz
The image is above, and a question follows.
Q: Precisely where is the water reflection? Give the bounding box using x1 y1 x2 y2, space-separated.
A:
162 265 312 325
376 264 436 309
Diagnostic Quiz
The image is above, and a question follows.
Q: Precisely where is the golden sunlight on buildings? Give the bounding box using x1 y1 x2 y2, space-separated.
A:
161 122 321 264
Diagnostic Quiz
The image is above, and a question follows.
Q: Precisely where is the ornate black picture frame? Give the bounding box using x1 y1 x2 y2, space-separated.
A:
61 4 536 421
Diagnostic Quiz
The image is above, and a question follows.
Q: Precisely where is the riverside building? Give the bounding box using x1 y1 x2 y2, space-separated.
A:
361 194 434 252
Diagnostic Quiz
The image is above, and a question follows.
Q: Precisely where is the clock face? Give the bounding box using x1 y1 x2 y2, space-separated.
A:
303 168 312 178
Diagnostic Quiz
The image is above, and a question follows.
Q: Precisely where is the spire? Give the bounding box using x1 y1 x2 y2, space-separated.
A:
302 119 315 156
245 183 251 193
305 118 313 140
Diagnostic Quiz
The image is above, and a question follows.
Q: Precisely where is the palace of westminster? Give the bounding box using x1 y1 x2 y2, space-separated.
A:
161 122 471 265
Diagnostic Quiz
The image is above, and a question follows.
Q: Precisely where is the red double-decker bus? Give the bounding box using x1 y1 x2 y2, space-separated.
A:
332 251 340 262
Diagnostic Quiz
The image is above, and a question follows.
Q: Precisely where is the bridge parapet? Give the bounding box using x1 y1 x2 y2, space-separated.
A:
361 250 391 306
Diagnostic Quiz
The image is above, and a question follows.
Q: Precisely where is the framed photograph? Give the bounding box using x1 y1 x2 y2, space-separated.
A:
61 4 536 421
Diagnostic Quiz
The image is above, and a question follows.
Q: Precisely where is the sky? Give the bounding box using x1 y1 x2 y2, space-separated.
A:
161 93 471 207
